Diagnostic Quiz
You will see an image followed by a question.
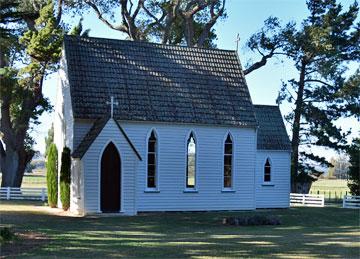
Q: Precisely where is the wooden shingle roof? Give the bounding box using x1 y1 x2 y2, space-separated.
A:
254 105 291 151
64 36 258 127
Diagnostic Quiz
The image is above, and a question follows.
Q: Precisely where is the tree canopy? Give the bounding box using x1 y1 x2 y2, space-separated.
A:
63 0 226 47
0 0 63 187
245 0 360 191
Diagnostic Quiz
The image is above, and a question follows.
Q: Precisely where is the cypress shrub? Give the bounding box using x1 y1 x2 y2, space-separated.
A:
46 143 58 208
60 147 71 211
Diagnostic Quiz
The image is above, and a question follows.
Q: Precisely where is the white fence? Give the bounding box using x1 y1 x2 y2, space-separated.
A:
343 195 360 209
290 193 325 207
0 187 47 201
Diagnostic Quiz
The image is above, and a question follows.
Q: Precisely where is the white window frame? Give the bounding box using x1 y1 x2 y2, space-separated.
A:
222 132 236 192
145 129 160 192
184 130 198 192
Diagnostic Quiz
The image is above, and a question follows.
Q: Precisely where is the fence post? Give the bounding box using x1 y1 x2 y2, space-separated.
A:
41 188 45 201
321 196 325 207
6 187 10 200
342 195 346 208
302 194 305 205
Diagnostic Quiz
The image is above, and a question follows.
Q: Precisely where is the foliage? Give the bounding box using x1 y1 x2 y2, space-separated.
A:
0 227 14 243
347 138 360 195
45 124 54 158
223 215 281 226
64 0 226 47
60 147 71 210
0 0 64 187
246 0 360 191
46 143 58 207
69 17 90 36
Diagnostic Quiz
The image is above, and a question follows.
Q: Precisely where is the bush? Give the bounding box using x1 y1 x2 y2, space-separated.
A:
60 147 71 211
347 138 360 195
46 143 58 208
223 215 281 226
0 227 14 243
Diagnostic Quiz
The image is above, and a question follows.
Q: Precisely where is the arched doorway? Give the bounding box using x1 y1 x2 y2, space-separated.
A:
101 142 121 212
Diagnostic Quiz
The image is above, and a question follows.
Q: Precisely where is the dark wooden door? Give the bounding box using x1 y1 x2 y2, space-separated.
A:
101 142 121 212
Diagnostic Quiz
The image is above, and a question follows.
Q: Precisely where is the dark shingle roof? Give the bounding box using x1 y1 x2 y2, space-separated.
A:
64 35 257 127
254 105 291 151
72 116 142 160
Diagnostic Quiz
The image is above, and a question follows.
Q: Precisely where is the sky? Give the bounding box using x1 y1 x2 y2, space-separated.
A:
33 0 359 165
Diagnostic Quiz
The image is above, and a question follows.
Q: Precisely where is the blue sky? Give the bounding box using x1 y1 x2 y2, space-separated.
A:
34 0 358 163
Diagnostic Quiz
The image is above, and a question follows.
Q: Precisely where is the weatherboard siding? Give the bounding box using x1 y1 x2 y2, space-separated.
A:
255 150 291 208
54 55 74 208
121 121 257 212
82 119 137 215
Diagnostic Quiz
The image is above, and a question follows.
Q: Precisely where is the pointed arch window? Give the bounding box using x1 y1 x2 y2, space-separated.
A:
186 132 196 188
264 158 271 182
224 134 233 188
147 131 157 188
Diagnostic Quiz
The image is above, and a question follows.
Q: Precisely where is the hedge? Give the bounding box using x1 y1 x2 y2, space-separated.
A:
46 143 58 208
60 147 71 210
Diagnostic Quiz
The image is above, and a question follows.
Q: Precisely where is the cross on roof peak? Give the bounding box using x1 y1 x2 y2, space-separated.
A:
106 96 119 118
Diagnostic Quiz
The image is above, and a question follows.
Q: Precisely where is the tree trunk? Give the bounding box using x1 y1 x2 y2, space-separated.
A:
0 146 19 187
291 60 307 192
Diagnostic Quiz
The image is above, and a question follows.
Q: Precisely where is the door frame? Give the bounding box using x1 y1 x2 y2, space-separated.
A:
97 139 124 213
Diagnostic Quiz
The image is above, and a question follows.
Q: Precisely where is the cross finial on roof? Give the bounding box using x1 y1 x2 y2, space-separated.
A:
106 96 119 118
235 33 240 52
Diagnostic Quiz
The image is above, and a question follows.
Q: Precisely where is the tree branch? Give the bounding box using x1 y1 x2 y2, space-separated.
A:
84 0 128 33
196 0 226 47
244 50 275 75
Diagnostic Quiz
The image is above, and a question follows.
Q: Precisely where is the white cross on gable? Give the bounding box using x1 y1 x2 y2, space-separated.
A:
106 96 119 118
235 33 240 52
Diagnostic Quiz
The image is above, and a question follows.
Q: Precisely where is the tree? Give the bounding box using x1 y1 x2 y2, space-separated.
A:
65 0 226 47
60 147 71 210
45 124 54 158
0 0 64 187
327 155 351 179
347 138 360 195
46 143 58 207
245 0 359 191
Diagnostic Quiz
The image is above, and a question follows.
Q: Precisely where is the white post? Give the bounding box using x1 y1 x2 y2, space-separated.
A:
6 187 10 200
321 196 324 207
41 188 45 201
342 195 346 208
302 194 305 205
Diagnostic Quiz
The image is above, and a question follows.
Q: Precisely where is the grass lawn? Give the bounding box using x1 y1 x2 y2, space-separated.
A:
0 170 46 188
0 201 359 258
310 179 350 201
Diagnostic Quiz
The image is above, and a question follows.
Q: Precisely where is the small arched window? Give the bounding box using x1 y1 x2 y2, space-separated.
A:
186 132 196 188
264 158 271 182
224 134 233 188
147 131 157 188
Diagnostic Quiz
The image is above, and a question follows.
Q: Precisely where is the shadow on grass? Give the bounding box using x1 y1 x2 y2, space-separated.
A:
0 202 359 258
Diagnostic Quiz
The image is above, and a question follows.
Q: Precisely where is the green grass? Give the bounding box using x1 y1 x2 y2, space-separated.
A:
0 201 359 258
0 170 46 188
310 179 350 201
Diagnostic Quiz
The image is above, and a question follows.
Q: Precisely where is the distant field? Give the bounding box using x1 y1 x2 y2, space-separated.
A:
310 179 350 200
0 170 46 188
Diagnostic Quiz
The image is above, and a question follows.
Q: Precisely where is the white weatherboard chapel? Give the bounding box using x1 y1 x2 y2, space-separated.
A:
54 36 291 215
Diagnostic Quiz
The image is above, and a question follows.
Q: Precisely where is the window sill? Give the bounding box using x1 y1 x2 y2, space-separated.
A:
221 189 236 193
144 188 160 193
261 183 275 186
183 189 198 193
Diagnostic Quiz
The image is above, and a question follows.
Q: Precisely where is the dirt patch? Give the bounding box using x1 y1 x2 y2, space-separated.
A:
0 231 49 258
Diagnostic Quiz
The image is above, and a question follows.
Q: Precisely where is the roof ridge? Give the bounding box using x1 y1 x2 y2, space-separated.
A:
253 104 279 107
64 35 238 53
